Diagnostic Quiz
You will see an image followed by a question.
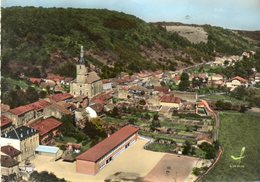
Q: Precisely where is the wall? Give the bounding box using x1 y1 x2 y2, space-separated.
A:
20 133 39 161
1 166 19 176
76 160 98 175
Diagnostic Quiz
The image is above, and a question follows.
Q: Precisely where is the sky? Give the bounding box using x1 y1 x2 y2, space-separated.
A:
2 0 260 30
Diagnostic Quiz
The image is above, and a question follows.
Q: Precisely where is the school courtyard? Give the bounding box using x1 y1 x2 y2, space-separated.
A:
31 139 200 182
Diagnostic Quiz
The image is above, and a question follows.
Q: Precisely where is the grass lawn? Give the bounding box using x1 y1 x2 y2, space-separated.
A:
201 112 260 182
204 94 247 105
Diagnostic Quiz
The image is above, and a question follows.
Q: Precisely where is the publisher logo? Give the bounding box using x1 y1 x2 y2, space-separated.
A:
230 147 246 168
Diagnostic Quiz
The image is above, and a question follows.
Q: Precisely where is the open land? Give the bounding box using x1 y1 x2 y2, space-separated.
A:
165 25 208 44
201 112 260 182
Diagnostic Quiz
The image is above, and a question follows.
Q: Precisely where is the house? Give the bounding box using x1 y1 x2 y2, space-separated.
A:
47 93 73 103
160 94 182 109
69 95 89 108
1 115 13 134
1 126 39 161
102 79 112 91
28 77 43 85
76 125 138 175
208 74 224 88
29 118 63 145
70 46 103 98
43 103 73 119
4 100 51 126
171 75 181 85
46 74 65 84
1 145 22 162
1 155 19 176
153 86 170 95
226 76 248 91
255 73 260 83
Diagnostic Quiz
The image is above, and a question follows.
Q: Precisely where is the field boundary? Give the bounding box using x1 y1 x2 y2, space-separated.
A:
195 147 223 182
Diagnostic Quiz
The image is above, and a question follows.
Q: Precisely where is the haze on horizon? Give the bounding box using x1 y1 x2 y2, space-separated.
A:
2 0 260 30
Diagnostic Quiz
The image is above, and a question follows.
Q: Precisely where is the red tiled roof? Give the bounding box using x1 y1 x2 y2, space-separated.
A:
0 115 12 127
29 77 42 84
29 117 62 136
91 92 113 104
49 93 73 102
232 76 248 83
102 79 111 84
8 100 51 116
154 86 170 94
76 125 139 162
161 95 181 104
47 75 65 82
1 145 21 157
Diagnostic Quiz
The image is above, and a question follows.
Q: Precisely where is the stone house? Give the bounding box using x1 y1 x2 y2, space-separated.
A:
1 155 19 176
29 117 63 145
43 103 73 119
4 100 51 127
225 76 248 91
1 115 13 134
1 145 22 162
160 94 182 110
1 126 39 161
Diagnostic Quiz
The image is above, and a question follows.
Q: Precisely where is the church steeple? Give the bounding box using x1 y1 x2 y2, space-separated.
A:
79 45 84 64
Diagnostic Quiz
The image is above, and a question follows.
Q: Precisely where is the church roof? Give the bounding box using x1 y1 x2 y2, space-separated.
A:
86 71 101 83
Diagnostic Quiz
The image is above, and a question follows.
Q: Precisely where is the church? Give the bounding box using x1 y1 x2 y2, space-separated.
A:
70 46 103 98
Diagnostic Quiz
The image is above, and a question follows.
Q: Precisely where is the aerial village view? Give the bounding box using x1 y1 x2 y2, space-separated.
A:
1 0 260 182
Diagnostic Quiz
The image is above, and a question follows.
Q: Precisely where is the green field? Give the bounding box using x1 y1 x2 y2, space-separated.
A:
204 94 247 105
202 112 260 182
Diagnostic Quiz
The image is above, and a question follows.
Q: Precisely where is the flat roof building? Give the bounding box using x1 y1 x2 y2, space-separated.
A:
76 125 139 175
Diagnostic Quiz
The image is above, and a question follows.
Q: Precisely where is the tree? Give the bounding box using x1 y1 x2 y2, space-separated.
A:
150 119 161 131
179 72 190 91
182 141 192 155
199 142 216 159
39 90 47 98
60 115 74 136
26 86 39 103
29 67 41 77
83 118 106 141
30 171 66 182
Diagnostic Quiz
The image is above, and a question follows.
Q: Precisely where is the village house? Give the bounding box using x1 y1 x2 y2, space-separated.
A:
1 155 19 176
160 94 182 110
254 73 260 83
225 76 248 91
208 74 224 88
1 145 22 162
70 46 103 98
29 117 63 145
43 102 73 119
212 55 240 67
102 79 112 91
4 100 51 126
46 93 73 103
45 74 65 85
28 77 43 85
1 115 13 134
76 125 139 175
69 95 89 108
1 126 39 161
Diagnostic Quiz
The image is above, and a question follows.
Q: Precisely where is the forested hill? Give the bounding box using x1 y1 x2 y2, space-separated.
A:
1 7 256 78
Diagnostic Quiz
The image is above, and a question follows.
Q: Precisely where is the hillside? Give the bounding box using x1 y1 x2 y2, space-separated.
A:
1 7 256 78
